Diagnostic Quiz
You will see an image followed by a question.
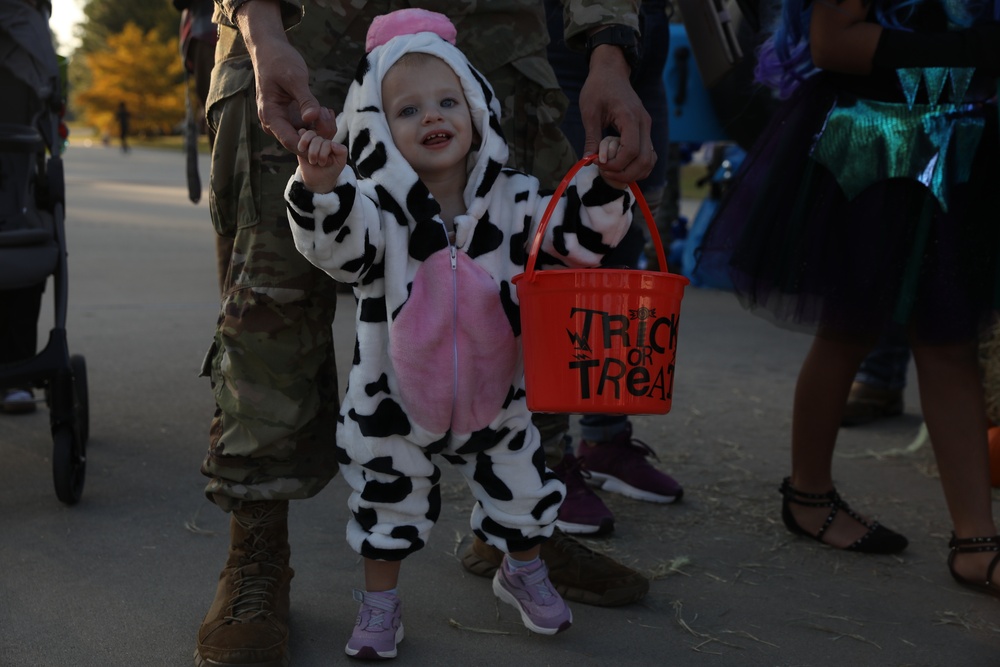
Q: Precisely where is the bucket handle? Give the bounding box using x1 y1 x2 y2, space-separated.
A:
522 154 668 283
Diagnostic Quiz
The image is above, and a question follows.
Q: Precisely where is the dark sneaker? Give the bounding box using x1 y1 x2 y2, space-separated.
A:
577 425 683 504
492 557 572 635
841 381 904 426
460 529 649 607
552 451 614 535
345 589 403 660
2 388 36 415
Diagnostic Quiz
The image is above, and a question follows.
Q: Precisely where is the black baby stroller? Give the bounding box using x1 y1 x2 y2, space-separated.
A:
0 0 88 504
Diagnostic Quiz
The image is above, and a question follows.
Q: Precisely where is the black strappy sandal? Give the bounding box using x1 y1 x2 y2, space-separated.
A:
779 477 909 554
947 534 1000 598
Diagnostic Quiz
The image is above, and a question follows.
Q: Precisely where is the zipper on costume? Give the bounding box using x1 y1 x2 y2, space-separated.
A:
451 245 458 422
448 232 459 427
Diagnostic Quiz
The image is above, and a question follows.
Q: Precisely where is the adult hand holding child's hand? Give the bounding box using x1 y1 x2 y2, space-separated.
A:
295 124 348 194
597 136 628 190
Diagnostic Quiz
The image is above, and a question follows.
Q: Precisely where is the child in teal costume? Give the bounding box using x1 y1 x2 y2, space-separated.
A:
698 0 1000 596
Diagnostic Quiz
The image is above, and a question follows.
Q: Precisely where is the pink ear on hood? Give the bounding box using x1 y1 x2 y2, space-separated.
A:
365 8 458 52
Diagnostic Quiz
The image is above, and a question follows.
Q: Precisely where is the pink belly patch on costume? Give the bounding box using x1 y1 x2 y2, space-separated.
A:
389 249 518 435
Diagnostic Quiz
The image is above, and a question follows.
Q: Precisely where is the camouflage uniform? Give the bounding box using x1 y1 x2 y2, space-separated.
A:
203 0 640 509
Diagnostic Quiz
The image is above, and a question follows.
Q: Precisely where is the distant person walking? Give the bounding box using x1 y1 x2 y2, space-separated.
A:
115 101 130 153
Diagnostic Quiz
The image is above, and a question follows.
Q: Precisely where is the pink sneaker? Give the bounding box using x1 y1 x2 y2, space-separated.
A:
552 451 614 535
345 589 403 660
577 425 683 504
492 557 572 635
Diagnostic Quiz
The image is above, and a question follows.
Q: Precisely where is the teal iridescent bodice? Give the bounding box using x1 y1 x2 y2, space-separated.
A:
810 67 986 213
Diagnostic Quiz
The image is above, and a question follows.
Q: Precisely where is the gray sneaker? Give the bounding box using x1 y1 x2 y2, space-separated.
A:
492 557 572 635
344 589 403 660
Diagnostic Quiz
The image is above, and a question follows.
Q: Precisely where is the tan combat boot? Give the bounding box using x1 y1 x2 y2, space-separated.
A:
194 500 293 667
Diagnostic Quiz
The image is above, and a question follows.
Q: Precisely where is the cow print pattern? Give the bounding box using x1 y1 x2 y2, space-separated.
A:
284 29 633 559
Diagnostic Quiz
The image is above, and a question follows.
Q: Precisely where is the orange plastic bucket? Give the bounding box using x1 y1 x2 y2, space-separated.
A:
513 155 690 415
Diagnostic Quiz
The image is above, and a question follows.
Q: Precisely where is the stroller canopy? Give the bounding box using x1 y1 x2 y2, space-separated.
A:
0 0 59 108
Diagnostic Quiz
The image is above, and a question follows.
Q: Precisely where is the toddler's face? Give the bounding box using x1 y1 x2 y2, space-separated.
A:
382 55 474 181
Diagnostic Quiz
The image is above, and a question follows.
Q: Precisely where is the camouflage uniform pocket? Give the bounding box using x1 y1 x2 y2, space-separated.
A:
206 61 261 237
493 56 575 190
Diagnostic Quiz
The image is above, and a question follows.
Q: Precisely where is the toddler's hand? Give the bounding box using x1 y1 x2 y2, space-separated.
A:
597 136 628 189
295 126 348 194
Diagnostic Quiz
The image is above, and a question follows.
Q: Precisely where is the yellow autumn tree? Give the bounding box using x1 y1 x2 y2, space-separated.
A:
75 22 185 138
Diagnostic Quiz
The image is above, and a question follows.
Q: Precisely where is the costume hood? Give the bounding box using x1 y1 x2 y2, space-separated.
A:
334 9 509 223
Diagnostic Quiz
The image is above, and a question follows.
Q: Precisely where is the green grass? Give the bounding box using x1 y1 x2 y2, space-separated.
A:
65 122 211 153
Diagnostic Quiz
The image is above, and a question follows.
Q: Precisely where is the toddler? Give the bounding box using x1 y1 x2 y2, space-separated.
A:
284 8 633 659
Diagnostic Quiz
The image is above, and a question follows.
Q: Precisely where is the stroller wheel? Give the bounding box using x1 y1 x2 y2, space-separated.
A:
52 425 86 505
70 354 89 444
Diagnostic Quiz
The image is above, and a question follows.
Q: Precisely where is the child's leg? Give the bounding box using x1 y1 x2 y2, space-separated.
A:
457 425 565 554
364 558 402 592
509 546 540 562
337 429 436 658
911 340 998 582
347 557 404 659
494 540 572 635
338 428 440 559
452 420 571 634
787 334 883 547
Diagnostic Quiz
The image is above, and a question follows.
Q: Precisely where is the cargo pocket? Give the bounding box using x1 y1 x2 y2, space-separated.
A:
199 338 217 380
206 62 261 237
503 56 575 188
200 332 231 422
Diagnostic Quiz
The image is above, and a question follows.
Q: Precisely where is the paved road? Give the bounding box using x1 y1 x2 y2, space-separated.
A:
1 143 998 666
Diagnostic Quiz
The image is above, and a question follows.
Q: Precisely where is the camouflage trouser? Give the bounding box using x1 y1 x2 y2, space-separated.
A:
491 57 577 466
200 47 577 507
200 79 343 510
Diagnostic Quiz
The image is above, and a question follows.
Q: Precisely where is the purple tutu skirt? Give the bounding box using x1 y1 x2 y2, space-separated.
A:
696 74 1000 344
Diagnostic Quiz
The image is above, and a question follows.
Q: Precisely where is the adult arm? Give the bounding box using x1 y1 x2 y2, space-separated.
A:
228 0 335 152
808 0 880 74
810 0 1000 75
564 1 653 185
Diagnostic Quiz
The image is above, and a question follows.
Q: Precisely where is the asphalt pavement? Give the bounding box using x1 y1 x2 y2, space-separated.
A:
1 142 998 666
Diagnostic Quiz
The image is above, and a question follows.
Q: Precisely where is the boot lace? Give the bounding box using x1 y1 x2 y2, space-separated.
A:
549 529 600 562
226 504 285 623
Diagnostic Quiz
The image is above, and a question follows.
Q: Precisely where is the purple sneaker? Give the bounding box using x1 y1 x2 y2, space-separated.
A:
577 425 683 504
345 589 404 660
492 557 572 635
552 451 615 535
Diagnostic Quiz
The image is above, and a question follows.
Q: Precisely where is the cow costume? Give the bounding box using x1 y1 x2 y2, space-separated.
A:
284 11 633 561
